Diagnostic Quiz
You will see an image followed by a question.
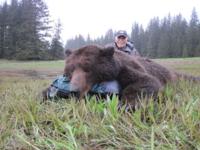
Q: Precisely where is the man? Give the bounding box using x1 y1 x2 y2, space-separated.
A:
107 30 140 56
43 30 140 100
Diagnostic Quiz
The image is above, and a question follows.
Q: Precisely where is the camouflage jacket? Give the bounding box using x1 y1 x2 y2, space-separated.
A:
106 41 140 56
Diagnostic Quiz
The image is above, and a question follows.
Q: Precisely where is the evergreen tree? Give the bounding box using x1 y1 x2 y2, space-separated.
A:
0 2 9 58
137 25 147 55
170 14 187 57
50 20 64 60
131 23 141 52
15 0 51 60
76 34 85 48
146 17 160 57
0 5 3 58
65 35 85 49
5 0 19 58
104 29 114 45
187 8 200 56
157 15 172 57
86 34 92 45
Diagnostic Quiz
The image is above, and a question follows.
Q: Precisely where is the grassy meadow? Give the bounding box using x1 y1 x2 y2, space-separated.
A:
0 58 200 150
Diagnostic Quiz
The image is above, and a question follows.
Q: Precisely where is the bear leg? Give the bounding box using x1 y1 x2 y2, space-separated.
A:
121 81 162 110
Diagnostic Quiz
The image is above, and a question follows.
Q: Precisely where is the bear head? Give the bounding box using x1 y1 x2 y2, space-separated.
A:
64 45 120 96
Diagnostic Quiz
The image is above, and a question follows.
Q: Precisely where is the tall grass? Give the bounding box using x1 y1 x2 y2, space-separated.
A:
0 58 200 149
0 76 200 149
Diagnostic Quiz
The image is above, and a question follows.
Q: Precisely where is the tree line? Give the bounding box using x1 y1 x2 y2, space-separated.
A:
0 0 63 60
0 0 200 60
66 8 200 58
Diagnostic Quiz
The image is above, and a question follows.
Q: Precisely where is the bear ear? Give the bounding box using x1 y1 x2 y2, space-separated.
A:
99 46 115 57
64 49 72 57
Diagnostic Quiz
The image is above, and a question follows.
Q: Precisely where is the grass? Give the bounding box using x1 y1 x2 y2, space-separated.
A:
0 58 200 149
154 57 200 76
0 59 64 70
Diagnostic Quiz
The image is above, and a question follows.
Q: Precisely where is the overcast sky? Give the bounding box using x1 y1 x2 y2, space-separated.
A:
45 0 200 42
1 0 200 41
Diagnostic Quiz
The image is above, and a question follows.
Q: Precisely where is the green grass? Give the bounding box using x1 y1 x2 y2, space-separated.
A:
154 57 200 76
0 58 200 149
0 59 64 70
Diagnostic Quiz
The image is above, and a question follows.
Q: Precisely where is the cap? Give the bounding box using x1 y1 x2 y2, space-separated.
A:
115 30 128 38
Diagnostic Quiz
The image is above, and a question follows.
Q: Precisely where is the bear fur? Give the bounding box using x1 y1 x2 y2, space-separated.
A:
64 45 200 107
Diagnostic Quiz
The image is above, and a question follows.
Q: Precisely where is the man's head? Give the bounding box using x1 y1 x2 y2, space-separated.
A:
115 30 128 48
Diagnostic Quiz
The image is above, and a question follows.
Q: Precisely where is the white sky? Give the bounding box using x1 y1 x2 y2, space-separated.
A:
1 0 200 41
45 0 200 42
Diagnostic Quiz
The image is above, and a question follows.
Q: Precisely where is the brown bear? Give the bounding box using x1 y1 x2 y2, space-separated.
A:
64 45 200 107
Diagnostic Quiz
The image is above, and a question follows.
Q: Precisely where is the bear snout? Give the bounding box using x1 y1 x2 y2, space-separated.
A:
70 68 92 98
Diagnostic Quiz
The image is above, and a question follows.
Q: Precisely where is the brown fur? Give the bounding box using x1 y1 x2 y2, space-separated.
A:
64 45 200 107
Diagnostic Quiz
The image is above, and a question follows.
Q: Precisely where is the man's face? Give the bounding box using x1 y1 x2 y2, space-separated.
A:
115 36 128 48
